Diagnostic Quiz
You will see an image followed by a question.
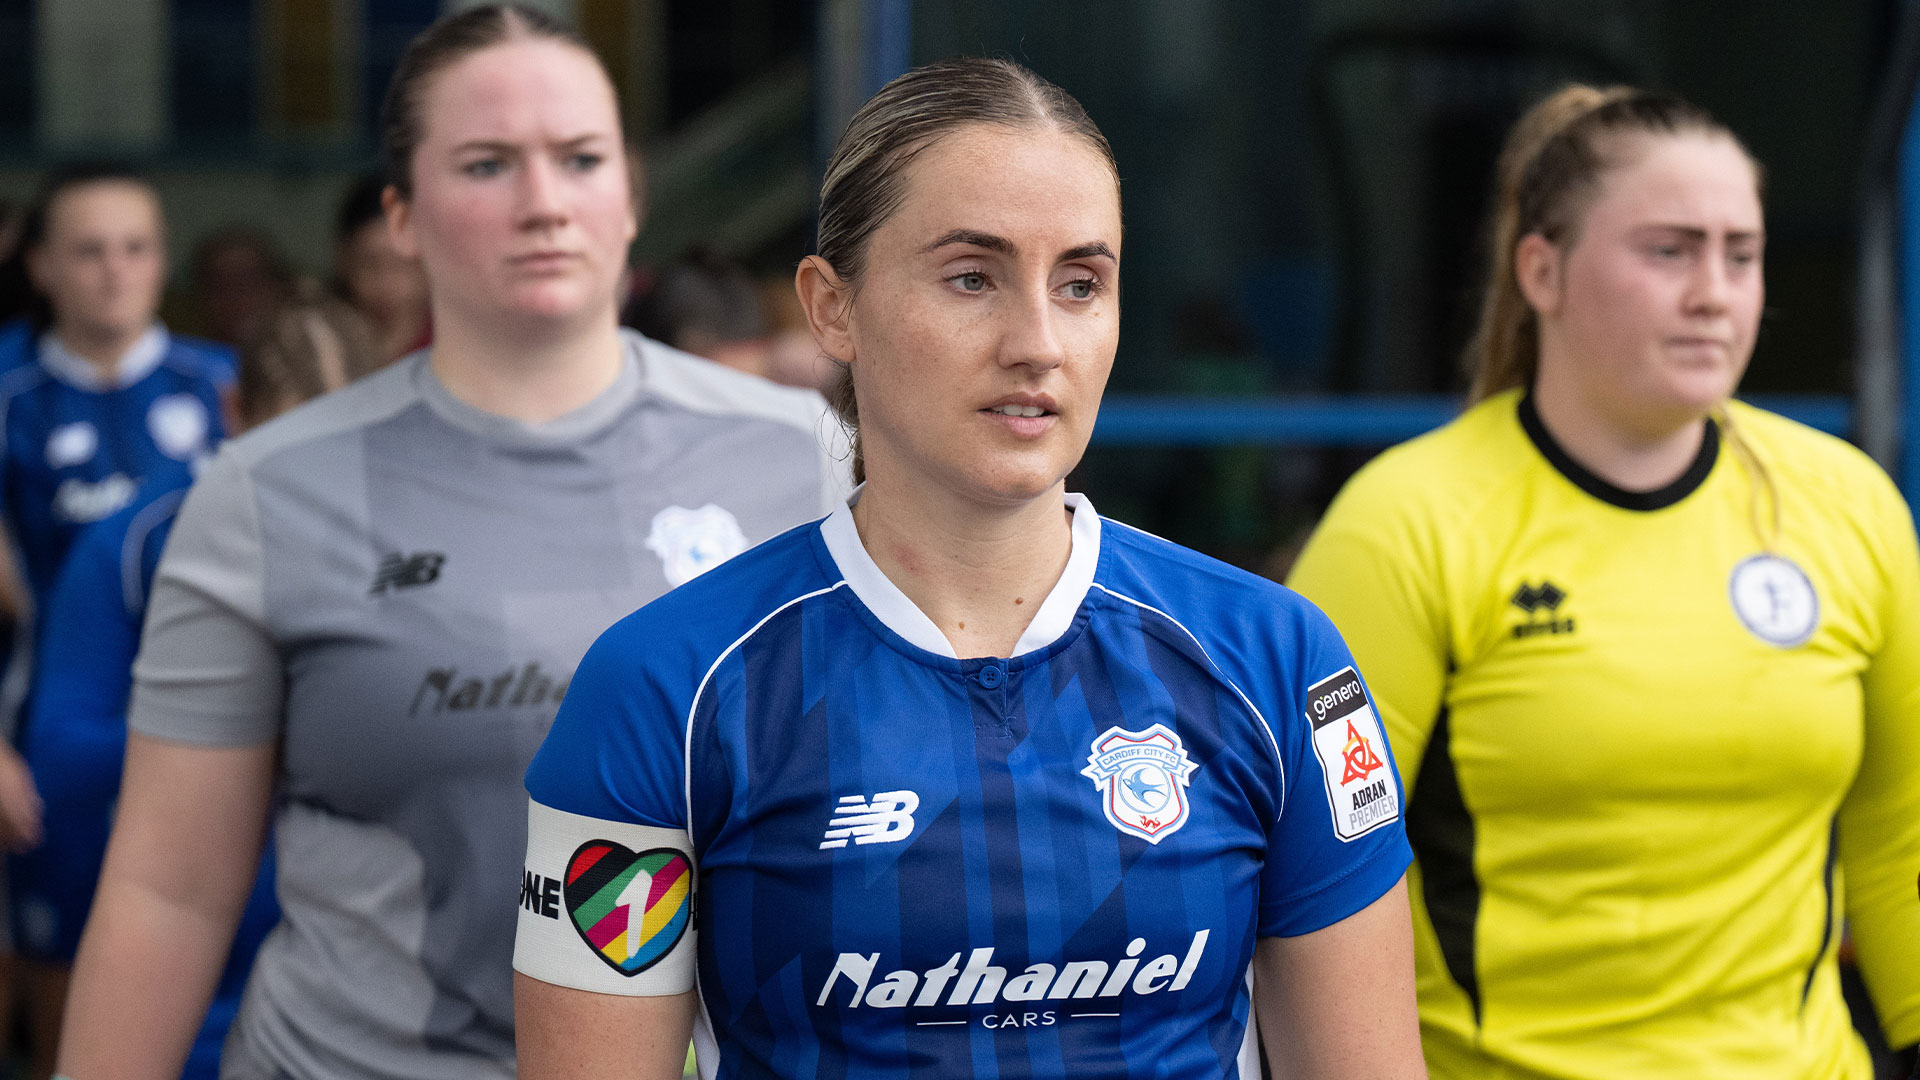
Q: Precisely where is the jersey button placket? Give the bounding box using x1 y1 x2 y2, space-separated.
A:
968 662 1015 738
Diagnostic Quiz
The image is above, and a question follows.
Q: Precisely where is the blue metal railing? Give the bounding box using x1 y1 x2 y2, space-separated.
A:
1090 394 1850 446
855 0 1860 469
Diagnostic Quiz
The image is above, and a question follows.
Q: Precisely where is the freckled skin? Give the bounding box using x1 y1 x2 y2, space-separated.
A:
837 126 1122 510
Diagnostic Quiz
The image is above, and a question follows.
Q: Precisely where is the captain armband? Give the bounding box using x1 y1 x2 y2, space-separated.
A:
512 800 696 996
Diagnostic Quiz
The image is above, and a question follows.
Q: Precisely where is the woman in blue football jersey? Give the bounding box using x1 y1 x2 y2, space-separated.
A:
20 298 383 1080
0 161 236 1079
516 58 1424 1079
2 164 234 610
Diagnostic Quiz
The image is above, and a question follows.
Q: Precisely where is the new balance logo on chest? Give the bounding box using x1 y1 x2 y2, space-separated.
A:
370 551 445 595
820 790 920 849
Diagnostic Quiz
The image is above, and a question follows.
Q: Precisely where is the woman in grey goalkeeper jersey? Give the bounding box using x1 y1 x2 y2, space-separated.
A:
57 7 844 1079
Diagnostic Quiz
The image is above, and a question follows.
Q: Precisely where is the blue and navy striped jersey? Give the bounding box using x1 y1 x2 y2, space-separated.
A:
0 326 231 607
525 496 1410 1079
16 471 278 1078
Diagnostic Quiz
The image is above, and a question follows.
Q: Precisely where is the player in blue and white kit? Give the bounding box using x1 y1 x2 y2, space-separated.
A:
0 162 232 1077
0 164 233 614
18 300 386 1079
516 58 1424 1079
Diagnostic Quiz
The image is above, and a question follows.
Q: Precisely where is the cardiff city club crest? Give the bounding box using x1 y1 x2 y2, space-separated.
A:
1081 723 1198 844
645 503 749 587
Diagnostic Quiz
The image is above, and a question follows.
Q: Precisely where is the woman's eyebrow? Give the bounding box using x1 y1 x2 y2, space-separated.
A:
449 139 520 155
920 229 1012 255
1633 224 1764 243
919 231 1115 264
1060 241 1115 262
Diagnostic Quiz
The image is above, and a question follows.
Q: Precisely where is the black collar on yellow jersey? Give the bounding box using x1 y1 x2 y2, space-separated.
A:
1517 393 1719 512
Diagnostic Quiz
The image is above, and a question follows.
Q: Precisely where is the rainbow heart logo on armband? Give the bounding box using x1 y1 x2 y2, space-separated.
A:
564 842 693 976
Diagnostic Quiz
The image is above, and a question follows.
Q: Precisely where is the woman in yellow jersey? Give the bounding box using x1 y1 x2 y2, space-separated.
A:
1289 85 1920 1079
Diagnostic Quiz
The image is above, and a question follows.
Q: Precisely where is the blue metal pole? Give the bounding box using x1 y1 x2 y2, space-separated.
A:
1899 78 1920 506
1088 394 1849 447
864 0 914 96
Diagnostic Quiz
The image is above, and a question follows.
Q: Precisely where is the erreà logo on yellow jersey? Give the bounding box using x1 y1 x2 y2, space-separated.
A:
815 930 1210 1013
1509 579 1575 638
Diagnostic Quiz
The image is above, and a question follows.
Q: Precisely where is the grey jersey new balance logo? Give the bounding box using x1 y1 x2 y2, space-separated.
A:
369 551 445 594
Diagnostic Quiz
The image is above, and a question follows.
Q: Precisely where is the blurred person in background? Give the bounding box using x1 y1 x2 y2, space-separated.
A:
16 297 386 1080
0 162 235 623
188 225 296 348
625 246 834 390
623 246 768 358
333 173 430 361
0 160 236 1079
57 7 844 1079
1289 85 1920 1078
0 199 32 349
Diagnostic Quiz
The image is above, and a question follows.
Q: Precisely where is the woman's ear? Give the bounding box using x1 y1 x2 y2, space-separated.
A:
1514 232 1563 319
382 186 419 261
794 256 854 365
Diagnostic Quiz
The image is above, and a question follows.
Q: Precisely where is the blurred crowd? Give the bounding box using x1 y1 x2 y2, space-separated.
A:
0 172 831 402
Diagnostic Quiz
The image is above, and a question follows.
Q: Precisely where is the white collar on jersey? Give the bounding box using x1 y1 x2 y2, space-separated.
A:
38 324 169 391
820 489 1102 660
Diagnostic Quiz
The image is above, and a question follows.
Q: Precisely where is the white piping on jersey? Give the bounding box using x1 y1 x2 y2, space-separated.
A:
1099 513 1178 547
678 578 858 1077
682 580 854 836
1089 583 1288 815
119 486 188 615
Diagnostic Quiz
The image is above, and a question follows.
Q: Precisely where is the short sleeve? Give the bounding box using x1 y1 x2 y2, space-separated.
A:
516 624 698 996
1257 607 1412 937
524 623 693 830
127 449 283 747
1288 462 1453 790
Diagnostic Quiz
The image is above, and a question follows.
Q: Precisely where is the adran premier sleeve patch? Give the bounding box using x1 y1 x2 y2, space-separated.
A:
513 800 697 996
1303 667 1400 841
